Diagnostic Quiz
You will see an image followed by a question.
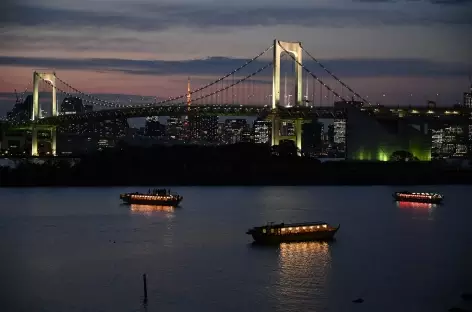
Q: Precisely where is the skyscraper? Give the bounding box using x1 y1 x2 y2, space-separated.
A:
145 116 165 137
302 120 324 155
463 84 472 108
7 95 32 122
224 119 247 144
253 119 271 144
190 115 218 143
60 97 84 115
333 119 346 152
167 117 184 140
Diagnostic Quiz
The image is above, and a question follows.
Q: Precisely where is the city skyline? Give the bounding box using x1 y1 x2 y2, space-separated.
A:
1 0 472 111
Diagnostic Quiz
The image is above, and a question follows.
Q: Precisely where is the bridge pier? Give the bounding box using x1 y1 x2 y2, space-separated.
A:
271 115 303 156
50 127 57 156
271 115 280 146
31 126 38 156
271 39 304 156
294 118 302 155
31 71 58 156
30 125 57 156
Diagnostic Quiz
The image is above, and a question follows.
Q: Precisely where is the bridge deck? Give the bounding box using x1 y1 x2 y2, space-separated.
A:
3 104 472 127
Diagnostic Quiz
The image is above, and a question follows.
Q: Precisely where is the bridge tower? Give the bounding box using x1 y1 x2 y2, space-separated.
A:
271 40 304 155
32 71 58 156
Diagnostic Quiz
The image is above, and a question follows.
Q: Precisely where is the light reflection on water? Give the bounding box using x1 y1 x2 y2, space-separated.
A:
129 204 175 216
275 242 332 311
396 201 437 220
1 186 471 312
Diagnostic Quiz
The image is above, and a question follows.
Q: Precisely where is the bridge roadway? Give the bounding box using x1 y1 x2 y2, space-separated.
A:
6 104 472 127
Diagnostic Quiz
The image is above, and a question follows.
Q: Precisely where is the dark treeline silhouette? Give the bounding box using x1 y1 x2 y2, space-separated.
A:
1 142 471 186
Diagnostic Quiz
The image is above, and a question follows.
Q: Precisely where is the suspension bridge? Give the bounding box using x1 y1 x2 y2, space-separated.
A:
2 39 471 157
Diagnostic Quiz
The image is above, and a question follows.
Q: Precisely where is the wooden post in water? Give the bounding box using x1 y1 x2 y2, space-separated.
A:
143 273 148 304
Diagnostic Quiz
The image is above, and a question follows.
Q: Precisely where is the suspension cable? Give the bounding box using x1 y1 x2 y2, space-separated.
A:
40 62 273 116
51 45 274 108
300 45 370 105
276 42 346 103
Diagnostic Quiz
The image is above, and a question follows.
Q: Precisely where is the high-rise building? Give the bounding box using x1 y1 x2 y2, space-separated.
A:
167 117 184 140
334 119 346 152
437 125 467 156
190 115 218 143
241 129 253 143
280 121 295 136
224 119 247 144
56 97 128 154
145 116 165 137
327 124 335 145
253 119 271 144
302 120 323 154
7 95 32 122
60 97 84 115
463 83 472 108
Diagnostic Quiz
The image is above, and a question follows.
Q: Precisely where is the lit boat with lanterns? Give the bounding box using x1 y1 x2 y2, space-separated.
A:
120 188 183 206
246 221 340 244
393 191 443 204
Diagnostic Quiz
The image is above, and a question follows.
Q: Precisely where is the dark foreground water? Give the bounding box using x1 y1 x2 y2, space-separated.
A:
1 186 471 312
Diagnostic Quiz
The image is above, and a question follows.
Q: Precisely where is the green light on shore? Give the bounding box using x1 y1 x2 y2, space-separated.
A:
377 150 389 161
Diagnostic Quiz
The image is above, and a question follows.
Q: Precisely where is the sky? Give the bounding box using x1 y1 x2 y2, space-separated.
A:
0 0 472 115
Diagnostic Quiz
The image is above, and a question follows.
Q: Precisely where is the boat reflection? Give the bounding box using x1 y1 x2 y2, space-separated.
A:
130 204 175 215
275 242 332 310
279 241 331 272
396 201 437 220
396 201 437 209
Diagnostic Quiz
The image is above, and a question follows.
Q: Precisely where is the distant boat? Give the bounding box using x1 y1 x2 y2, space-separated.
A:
393 191 443 204
246 221 340 244
120 188 183 206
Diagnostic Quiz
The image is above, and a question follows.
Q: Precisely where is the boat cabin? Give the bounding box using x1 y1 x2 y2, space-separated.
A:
255 222 330 235
396 192 443 200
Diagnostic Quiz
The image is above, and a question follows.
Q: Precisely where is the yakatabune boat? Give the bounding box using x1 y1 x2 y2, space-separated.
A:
120 188 183 206
246 221 340 244
393 191 443 204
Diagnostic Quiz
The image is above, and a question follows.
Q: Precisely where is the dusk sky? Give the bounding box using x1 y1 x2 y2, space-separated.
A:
1 0 472 112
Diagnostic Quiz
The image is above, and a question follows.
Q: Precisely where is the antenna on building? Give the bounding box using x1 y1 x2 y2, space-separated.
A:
469 74 472 91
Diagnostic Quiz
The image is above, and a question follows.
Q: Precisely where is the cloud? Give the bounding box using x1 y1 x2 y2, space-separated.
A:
0 1 470 33
1 55 470 78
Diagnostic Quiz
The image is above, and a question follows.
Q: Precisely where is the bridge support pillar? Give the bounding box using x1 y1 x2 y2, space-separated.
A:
271 115 281 146
32 72 57 121
51 127 57 156
271 115 304 156
294 118 303 156
31 126 38 156
272 40 303 109
31 72 58 156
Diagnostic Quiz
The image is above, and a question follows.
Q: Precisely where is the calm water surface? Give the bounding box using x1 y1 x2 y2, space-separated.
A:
1 186 471 312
